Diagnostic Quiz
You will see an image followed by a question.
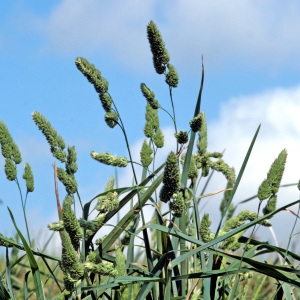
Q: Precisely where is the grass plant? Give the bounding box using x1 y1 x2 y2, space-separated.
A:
1 20 300 299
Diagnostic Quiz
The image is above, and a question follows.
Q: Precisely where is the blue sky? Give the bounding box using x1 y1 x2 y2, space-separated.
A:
1 1 300 248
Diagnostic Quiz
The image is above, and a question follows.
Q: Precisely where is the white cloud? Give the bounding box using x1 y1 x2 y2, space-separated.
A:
112 85 300 246
29 0 300 73
34 0 156 71
202 85 300 245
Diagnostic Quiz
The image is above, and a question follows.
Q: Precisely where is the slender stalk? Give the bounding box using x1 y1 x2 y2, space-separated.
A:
15 178 31 246
112 102 156 299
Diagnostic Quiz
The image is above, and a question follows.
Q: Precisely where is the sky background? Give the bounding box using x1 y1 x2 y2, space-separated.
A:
1 1 300 252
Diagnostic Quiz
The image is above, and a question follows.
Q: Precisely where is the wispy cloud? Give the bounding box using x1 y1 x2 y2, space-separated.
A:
24 0 300 73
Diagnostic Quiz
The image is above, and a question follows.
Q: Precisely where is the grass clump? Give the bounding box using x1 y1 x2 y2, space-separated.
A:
0 20 300 299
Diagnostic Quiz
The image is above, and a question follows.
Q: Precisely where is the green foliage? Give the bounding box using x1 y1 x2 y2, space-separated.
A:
1 20 300 300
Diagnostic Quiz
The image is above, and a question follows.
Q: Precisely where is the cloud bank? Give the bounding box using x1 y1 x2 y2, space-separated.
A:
30 0 300 73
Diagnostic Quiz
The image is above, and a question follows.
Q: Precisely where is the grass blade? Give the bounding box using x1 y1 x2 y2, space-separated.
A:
5 247 15 300
216 124 261 236
8 207 45 300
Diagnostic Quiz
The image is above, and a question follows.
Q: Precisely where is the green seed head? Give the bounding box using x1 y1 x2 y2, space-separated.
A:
22 163 34 192
100 93 113 112
220 175 234 215
159 151 180 203
170 193 186 218
144 104 160 138
76 57 115 113
199 213 214 243
66 146 78 175
140 140 153 167
61 230 84 283
5 158 17 181
165 64 179 88
175 130 189 144
189 113 203 133
0 121 22 164
197 111 207 155
140 83 159 109
91 151 128 167
48 221 64 231
32 112 66 162
266 149 287 195
147 20 170 74
104 111 119 128
57 168 78 194
257 179 271 201
180 153 198 180
153 128 164 148
105 176 115 191
82 261 118 277
262 195 277 216
62 195 82 250
95 191 119 213
115 246 126 277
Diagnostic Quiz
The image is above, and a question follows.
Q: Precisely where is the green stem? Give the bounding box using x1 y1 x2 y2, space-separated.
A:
113 103 156 298
15 178 31 246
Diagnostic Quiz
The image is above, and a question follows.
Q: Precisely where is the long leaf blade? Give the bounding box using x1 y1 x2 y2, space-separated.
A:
8 207 45 300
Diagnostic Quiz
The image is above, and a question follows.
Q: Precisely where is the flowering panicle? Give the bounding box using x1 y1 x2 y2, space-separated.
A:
189 113 203 133
105 111 119 128
62 195 82 251
115 246 126 277
95 176 119 212
60 230 84 292
199 214 214 243
0 121 22 164
82 261 118 277
91 151 128 167
143 104 164 148
95 192 119 213
0 121 22 181
75 57 112 112
159 152 180 203
66 146 78 175
140 140 153 167
147 21 170 74
180 153 198 180
32 112 66 162
80 214 106 239
22 163 34 193
75 57 119 128
200 210 271 251
153 127 164 148
169 192 186 218
220 173 235 217
219 210 271 250
48 221 64 231
57 168 78 195
197 111 207 156
175 130 189 145
140 83 159 109
165 64 179 88
144 104 159 138
4 159 17 181
257 149 287 216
